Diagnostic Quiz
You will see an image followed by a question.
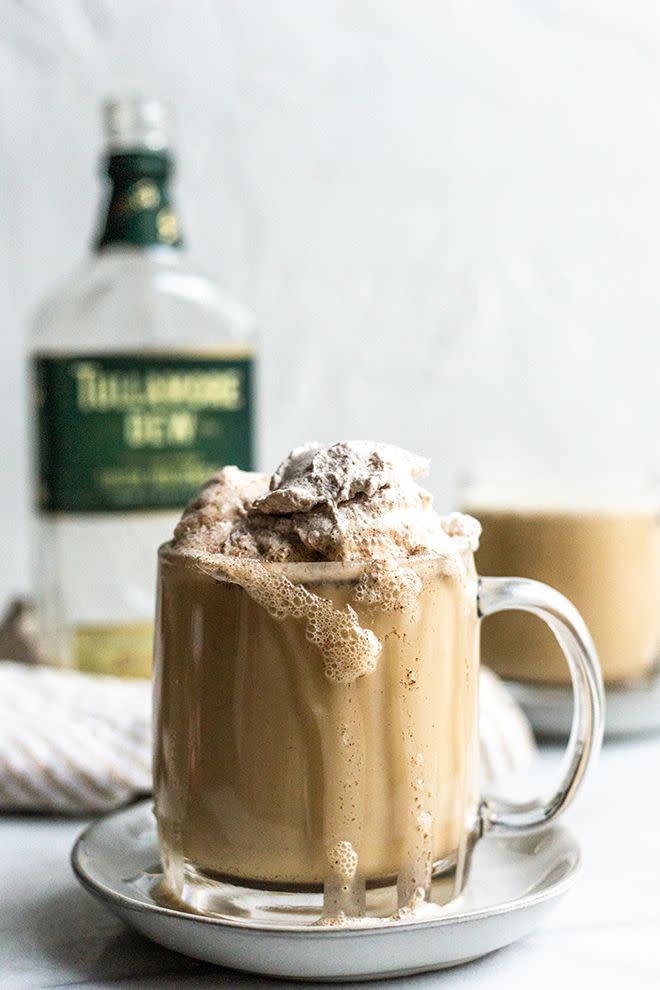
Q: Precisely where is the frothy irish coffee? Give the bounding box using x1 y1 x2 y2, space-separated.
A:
153 442 482 920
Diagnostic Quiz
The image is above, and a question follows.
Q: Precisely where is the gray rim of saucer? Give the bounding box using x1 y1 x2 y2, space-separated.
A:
71 801 581 938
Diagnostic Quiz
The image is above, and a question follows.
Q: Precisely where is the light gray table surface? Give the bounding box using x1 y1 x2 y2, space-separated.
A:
1 736 659 990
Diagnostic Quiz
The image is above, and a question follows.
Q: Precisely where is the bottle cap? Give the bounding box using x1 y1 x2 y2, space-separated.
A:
102 96 171 152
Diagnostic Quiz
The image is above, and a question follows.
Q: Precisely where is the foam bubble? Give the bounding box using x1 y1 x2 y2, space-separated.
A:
326 840 359 882
306 603 380 683
205 557 381 684
354 560 422 612
417 810 433 833
440 511 482 551
391 885 428 921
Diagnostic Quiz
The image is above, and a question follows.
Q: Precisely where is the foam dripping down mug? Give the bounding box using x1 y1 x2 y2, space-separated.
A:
152 540 604 924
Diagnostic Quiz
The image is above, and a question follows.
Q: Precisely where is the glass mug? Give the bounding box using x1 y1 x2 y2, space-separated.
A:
463 475 660 686
153 541 603 924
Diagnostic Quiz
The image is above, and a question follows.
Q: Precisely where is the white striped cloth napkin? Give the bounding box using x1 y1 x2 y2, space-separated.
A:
0 661 151 813
0 661 535 814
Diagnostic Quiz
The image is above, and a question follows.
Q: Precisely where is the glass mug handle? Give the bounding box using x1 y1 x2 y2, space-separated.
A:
477 576 605 834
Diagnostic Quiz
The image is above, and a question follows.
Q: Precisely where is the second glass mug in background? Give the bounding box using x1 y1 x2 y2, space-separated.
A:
153 541 603 923
462 476 660 686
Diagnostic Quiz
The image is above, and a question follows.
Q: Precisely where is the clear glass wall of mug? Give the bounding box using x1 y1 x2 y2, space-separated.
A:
462 474 660 687
152 542 602 924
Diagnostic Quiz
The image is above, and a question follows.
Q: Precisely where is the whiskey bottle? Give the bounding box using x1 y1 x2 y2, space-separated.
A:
31 97 255 676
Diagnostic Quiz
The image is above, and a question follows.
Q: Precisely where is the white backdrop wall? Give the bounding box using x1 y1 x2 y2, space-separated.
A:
1 0 659 604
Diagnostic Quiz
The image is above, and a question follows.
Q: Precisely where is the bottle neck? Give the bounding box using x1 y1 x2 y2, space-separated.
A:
95 150 183 252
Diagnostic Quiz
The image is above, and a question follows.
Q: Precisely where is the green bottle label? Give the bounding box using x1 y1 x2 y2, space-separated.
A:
34 351 254 513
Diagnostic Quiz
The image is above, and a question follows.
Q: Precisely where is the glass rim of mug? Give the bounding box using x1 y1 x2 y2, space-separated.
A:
158 541 477 583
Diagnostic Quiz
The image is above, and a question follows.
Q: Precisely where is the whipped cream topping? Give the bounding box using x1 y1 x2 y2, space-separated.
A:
173 440 480 563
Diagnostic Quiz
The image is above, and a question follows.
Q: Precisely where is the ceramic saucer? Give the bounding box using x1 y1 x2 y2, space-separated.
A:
507 664 660 739
72 799 580 982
